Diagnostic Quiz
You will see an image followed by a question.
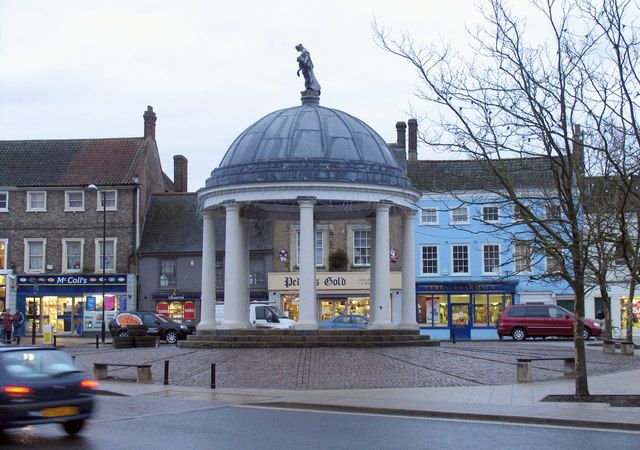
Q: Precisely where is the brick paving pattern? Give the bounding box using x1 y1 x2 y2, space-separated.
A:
66 341 640 390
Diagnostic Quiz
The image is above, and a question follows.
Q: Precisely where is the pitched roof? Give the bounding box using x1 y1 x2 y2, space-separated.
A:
0 138 150 187
407 157 555 192
139 193 273 255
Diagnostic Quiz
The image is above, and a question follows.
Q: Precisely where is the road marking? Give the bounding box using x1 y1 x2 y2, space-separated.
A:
236 404 640 434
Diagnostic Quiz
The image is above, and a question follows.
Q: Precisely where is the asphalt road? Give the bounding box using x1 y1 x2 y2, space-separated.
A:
2 395 639 449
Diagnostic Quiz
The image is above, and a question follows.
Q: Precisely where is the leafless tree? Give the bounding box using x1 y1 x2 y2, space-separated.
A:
375 0 640 397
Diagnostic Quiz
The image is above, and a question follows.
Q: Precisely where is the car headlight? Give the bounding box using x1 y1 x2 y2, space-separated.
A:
180 324 187 330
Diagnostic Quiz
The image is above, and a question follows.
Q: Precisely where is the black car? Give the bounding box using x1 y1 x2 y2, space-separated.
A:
108 311 196 343
0 346 97 435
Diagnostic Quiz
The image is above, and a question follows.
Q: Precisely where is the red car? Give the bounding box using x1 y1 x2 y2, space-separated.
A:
497 304 602 341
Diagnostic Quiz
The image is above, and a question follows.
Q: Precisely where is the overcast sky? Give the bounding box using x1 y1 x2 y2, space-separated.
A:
0 0 497 191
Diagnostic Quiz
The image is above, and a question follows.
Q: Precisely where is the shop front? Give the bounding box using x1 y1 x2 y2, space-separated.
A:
0 274 6 312
153 292 199 325
269 272 402 323
416 281 517 341
16 274 132 336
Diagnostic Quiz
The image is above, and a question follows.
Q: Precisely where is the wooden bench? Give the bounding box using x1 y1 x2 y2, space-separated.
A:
93 363 152 384
516 357 575 383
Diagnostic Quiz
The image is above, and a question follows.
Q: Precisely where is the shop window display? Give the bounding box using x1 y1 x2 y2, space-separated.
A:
282 295 299 321
620 297 640 330
418 295 448 326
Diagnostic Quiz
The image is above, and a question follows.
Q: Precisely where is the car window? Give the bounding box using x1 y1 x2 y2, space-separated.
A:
526 306 550 317
334 316 350 324
0 350 78 380
549 307 567 318
352 316 367 324
507 306 525 317
142 314 158 325
254 306 266 320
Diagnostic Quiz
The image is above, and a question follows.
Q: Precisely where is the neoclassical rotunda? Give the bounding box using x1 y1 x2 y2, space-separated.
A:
197 59 420 333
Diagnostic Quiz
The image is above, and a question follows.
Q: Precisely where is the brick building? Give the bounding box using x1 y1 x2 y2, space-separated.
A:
0 106 172 336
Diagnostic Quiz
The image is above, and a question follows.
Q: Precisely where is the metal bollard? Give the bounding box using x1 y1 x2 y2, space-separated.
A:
16 335 20 345
72 355 76 363
53 335 57 347
211 363 216 389
96 335 99 349
164 360 169 386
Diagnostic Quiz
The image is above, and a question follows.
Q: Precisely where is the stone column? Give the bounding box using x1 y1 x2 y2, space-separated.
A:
197 210 216 333
239 219 250 324
295 198 318 330
370 201 394 329
220 202 246 329
368 218 376 312
400 209 419 330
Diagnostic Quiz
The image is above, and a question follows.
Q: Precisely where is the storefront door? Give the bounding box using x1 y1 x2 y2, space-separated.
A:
450 295 471 340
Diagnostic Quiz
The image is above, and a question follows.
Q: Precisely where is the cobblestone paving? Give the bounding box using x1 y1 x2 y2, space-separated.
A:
66 341 640 390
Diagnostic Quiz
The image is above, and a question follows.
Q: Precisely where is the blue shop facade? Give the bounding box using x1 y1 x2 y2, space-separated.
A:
16 274 136 336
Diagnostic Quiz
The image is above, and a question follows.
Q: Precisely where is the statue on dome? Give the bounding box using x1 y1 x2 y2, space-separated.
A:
296 44 321 93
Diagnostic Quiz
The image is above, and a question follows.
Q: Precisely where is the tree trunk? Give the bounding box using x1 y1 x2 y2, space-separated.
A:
598 284 612 341
573 286 590 398
626 279 636 342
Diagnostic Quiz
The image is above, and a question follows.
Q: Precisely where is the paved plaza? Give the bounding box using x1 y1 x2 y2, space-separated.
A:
65 340 640 390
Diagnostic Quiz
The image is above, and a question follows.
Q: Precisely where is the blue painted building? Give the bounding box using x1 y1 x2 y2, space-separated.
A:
407 158 573 340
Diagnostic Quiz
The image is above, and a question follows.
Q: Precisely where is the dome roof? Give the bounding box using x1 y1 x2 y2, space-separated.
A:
206 97 412 189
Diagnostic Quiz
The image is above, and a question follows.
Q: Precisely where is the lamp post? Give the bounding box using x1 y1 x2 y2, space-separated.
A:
88 184 107 344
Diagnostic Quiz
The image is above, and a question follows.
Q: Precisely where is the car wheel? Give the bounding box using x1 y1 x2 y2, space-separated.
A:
512 328 527 341
117 329 129 337
62 419 85 435
582 328 591 340
164 330 178 344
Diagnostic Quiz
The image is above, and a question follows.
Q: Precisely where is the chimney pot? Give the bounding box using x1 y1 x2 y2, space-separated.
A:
143 106 157 140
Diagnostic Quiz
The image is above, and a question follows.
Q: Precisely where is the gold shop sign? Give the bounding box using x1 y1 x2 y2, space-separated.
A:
268 271 402 292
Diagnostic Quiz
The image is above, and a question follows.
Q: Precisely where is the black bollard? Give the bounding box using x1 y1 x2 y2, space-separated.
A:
95 335 99 349
16 335 20 345
72 355 76 363
211 363 216 389
164 360 169 386
53 335 57 347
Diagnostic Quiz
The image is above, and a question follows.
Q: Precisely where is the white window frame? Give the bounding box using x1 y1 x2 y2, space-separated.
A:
352 229 371 267
450 206 469 225
94 237 117 272
295 229 324 268
420 207 439 225
421 244 439 276
62 238 84 273
482 243 501 275
0 191 8 212
24 238 46 273
0 238 7 271
514 240 532 273
451 244 469 275
481 205 500 224
546 252 561 274
159 258 177 287
65 190 85 212
26 191 47 212
97 190 118 211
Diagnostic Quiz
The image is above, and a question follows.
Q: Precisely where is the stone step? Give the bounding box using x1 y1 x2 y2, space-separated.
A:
177 339 441 349
187 334 429 343
196 328 423 336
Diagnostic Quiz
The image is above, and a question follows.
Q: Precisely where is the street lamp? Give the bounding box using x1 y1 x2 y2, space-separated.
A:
88 184 107 344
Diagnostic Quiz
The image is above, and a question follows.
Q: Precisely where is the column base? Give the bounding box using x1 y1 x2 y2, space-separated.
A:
368 322 397 330
398 322 420 331
196 322 217 334
294 321 319 331
218 321 249 330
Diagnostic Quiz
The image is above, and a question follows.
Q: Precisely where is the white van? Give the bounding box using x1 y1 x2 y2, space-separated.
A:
215 303 295 329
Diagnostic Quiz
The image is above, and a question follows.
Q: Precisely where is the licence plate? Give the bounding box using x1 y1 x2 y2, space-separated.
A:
41 406 79 418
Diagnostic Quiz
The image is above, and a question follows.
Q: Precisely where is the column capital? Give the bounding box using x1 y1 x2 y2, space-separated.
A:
223 201 240 212
403 208 417 219
202 209 216 220
376 200 393 212
297 196 317 207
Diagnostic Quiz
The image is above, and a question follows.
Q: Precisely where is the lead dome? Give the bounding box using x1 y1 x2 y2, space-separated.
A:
206 97 413 189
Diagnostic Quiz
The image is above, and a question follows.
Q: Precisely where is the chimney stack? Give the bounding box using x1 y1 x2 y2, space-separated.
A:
143 106 157 140
173 155 188 192
408 119 418 161
396 121 406 149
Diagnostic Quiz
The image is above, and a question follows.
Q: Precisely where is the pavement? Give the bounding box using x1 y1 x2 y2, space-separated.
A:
41 337 640 431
